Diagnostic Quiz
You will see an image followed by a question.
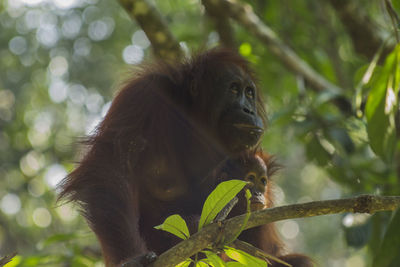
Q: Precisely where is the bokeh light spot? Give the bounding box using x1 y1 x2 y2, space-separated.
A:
132 30 150 49
123 45 144 65
32 207 52 228
73 37 92 56
28 179 45 197
342 214 354 227
9 36 27 55
53 0 78 9
56 203 78 222
281 220 299 239
44 164 67 189
20 150 45 176
49 79 68 103
62 11 82 39
88 18 115 41
49 56 69 77
21 0 43 6
239 42 252 57
36 25 59 47
1 193 21 215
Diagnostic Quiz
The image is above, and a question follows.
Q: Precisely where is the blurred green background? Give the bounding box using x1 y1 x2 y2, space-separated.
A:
0 0 399 266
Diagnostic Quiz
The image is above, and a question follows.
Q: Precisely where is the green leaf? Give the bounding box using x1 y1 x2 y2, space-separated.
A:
154 214 190 240
226 262 246 267
19 257 41 266
176 259 192 267
2 255 21 267
365 44 400 161
198 180 247 230
203 251 227 267
224 247 267 267
372 209 400 267
195 261 210 267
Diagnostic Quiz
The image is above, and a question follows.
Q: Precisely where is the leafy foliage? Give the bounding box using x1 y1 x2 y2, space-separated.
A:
372 208 400 267
365 44 400 162
156 180 264 267
198 180 247 230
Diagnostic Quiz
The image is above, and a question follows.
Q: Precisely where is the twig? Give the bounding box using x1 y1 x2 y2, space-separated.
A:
150 194 400 267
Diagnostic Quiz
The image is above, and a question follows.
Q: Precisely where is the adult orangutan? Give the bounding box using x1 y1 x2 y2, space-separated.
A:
58 48 307 266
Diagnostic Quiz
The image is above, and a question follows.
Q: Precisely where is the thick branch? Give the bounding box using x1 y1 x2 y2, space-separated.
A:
202 0 236 49
117 0 182 61
151 195 400 267
203 0 352 114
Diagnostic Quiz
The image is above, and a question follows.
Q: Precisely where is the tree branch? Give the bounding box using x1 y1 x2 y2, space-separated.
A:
202 0 352 114
117 0 182 61
328 0 394 60
150 195 400 267
201 0 236 49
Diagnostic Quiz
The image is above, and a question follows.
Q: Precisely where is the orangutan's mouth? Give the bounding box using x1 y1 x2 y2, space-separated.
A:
233 124 263 134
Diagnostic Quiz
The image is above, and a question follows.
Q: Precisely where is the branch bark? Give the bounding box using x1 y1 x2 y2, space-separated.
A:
202 0 352 114
150 194 400 267
117 0 182 61
202 0 236 49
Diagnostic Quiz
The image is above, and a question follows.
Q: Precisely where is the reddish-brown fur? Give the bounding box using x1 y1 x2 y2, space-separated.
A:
58 49 267 266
